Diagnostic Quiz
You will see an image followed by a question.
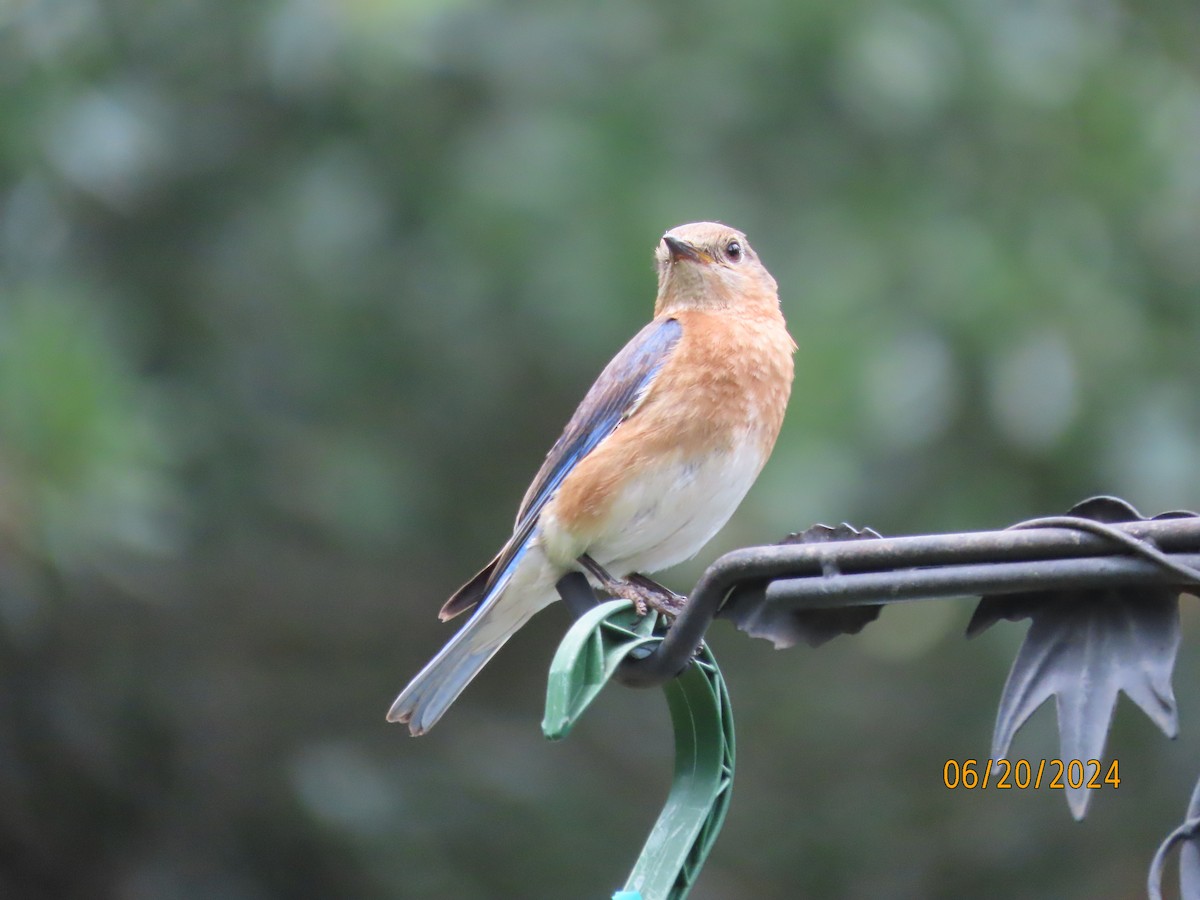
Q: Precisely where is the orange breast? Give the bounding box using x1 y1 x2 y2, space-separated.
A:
548 307 795 537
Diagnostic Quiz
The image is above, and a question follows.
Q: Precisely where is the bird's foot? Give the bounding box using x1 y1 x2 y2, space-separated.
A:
576 555 687 618
626 573 687 618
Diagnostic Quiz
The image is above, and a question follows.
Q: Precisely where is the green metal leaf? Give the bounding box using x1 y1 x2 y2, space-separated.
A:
542 599 659 740
544 599 735 900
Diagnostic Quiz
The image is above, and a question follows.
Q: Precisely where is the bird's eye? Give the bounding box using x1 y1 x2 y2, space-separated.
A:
725 240 743 262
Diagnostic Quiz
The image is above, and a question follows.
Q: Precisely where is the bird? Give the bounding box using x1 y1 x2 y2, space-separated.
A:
388 221 795 735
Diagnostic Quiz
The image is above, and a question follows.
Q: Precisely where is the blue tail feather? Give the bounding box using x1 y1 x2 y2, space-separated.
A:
388 538 534 734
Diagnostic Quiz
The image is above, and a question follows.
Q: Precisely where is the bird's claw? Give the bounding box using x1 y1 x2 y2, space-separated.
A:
627 573 686 618
576 555 687 619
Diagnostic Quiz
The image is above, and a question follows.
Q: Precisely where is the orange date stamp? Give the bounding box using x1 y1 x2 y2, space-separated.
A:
943 758 1121 790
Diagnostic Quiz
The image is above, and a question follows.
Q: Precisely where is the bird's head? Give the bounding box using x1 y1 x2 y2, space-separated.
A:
653 222 778 316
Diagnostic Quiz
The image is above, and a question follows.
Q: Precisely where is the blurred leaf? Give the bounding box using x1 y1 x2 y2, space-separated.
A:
0 284 179 565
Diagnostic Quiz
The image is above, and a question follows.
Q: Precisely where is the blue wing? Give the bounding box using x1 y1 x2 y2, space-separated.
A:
516 316 683 527
439 316 683 620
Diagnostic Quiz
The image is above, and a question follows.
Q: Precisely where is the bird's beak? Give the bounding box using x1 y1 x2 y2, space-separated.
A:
662 235 712 264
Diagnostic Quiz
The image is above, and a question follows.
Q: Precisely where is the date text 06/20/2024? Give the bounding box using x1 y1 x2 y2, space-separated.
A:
943 758 1121 791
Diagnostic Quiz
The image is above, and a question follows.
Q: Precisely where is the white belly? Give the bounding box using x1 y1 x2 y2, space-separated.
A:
581 439 767 576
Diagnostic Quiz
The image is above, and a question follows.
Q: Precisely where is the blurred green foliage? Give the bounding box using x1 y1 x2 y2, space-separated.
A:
1 0 1199 897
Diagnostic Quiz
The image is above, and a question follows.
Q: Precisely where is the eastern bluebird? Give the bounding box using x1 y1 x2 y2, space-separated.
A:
389 222 795 735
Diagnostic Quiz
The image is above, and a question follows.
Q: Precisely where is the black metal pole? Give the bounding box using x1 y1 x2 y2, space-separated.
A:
584 516 1200 688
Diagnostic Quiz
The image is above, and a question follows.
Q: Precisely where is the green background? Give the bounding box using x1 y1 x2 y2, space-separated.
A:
2 1 1199 897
